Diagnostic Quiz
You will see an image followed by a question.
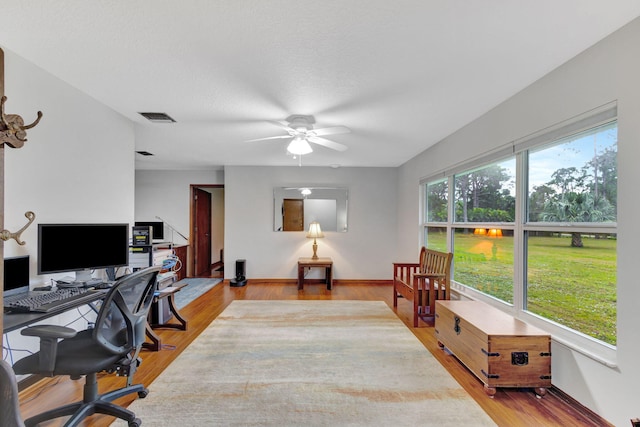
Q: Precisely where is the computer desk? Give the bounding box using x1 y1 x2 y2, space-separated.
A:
3 289 108 333
3 287 187 352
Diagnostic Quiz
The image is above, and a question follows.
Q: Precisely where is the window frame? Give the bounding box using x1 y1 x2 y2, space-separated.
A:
419 103 618 365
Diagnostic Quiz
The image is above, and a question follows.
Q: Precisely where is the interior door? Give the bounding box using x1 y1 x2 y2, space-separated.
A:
283 199 304 231
194 188 212 277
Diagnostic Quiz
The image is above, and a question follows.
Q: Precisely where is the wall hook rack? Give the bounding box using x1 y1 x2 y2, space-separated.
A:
1 211 35 245
0 95 43 148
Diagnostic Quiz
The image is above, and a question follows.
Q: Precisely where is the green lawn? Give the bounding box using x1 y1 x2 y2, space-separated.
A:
428 231 617 345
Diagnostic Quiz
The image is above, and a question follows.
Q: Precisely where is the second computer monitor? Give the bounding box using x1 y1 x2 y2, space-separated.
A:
134 221 164 241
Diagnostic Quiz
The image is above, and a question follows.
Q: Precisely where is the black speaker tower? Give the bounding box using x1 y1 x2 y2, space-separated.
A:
230 259 247 287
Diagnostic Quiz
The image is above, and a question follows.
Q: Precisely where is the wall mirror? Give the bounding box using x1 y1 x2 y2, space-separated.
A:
274 187 348 232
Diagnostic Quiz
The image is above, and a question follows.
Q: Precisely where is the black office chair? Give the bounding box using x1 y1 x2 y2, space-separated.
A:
12 266 160 427
1 359 25 427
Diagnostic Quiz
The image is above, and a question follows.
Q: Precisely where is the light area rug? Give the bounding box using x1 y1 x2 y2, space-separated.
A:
113 300 496 426
172 278 222 309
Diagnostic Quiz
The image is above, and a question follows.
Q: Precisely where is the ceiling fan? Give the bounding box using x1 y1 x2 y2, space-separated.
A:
247 115 350 156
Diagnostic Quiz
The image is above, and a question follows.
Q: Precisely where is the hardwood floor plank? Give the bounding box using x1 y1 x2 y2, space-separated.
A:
16 281 612 427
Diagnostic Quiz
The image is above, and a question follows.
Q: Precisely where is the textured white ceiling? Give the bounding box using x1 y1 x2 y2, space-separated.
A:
1 1 639 169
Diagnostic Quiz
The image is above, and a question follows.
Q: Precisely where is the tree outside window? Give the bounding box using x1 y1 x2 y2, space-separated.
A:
454 161 515 223
425 179 448 222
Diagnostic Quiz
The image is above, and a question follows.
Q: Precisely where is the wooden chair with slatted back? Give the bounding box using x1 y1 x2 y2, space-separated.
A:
393 247 453 327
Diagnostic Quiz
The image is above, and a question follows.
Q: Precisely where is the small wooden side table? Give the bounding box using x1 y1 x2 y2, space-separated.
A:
298 257 333 290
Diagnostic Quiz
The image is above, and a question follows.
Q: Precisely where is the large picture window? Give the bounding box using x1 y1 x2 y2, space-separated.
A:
526 122 617 345
421 114 618 348
450 158 516 302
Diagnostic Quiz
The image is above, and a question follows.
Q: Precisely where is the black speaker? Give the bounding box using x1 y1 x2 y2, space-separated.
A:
230 259 247 287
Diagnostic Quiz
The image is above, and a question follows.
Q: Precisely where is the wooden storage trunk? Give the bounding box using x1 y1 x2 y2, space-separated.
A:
435 300 551 396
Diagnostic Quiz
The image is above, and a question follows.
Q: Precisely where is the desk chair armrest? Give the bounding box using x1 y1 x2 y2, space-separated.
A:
21 325 77 339
21 325 77 375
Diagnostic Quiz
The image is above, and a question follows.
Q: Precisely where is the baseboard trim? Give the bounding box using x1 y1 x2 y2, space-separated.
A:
333 279 392 286
226 279 392 286
548 386 615 427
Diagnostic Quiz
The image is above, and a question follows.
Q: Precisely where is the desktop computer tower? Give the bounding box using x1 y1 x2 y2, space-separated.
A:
129 245 153 269
132 225 152 246
151 273 176 324
151 298 172 325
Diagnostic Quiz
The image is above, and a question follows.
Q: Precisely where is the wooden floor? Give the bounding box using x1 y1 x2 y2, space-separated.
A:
17 280 612 427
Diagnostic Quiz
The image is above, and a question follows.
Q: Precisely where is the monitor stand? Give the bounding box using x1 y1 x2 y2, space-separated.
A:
57 270 93 288
75 269 92 283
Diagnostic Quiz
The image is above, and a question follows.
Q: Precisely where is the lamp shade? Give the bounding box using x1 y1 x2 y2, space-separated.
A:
287 137 313 155
487 228 502 238
306 221 324 239
473 228 487 235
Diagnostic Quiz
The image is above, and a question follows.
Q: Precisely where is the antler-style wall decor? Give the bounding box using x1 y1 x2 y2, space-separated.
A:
0 210 35 245
0 95 43 148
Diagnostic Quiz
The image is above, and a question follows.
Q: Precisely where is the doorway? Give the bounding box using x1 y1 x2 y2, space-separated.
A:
283 198 304 231
190 185 224 278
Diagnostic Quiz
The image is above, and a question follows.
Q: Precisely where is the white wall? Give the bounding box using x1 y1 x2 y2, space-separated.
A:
2 46 136 284
396 18 640 426
1 46 136 365
224 166 397 280
134 169 223 244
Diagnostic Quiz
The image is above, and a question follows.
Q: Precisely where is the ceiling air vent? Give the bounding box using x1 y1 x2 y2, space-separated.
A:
138 112 176 123
136 151 154 156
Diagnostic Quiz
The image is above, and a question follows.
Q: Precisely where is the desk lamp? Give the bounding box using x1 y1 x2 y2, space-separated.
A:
306 221 324 259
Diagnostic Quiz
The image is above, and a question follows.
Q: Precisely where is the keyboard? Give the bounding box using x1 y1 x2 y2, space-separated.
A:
4 288 102 313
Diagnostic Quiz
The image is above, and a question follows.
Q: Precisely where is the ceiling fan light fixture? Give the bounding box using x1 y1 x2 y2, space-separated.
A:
287 137 313 155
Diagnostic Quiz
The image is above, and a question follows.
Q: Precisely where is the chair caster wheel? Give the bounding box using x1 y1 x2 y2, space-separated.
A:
128 418 142 427
138 388 149 398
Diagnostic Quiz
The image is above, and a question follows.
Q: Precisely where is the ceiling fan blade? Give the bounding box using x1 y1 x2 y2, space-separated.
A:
310 126 351 137
268 120 296 133
307 136 348 152
246 135 292 143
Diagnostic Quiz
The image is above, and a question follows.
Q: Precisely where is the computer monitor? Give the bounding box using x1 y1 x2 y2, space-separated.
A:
134 221 164 241
38 223 129 283
4 255 30 296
